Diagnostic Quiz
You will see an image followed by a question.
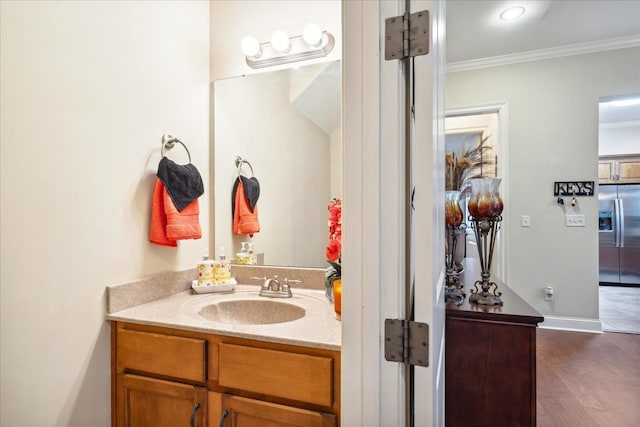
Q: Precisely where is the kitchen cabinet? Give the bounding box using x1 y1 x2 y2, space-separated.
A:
599 155 640 184
445 260 543 427
111 322 340 427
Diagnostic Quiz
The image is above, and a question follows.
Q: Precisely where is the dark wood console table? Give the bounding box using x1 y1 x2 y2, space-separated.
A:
445 260 543 427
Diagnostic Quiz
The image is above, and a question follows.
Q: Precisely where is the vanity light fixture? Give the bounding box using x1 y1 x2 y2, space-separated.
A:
241 36 261 58
270 30 291 53
499 6 526 21
242 23 335 69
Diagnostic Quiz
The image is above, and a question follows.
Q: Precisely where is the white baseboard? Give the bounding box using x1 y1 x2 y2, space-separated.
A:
539 316 602 334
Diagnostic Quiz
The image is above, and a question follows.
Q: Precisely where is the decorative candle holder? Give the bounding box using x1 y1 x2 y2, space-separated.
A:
445 224 466 304
445 190 466 304
467 178 504 306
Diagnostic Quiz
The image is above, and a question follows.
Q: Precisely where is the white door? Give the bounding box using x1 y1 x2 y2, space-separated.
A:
342 1 446 425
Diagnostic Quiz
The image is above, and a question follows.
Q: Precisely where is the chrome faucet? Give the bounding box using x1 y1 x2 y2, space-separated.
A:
250 275 301 298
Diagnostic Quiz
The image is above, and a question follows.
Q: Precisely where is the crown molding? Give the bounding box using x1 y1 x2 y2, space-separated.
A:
447 35 640 73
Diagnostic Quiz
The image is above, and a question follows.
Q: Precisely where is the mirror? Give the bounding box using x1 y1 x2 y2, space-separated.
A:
214 61 342 268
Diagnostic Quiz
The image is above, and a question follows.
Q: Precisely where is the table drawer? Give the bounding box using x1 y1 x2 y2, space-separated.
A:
117 328 206 383
218 343 333 407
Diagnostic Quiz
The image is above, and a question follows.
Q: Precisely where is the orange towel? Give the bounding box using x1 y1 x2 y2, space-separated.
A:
150 178 201 246
233 178 260 237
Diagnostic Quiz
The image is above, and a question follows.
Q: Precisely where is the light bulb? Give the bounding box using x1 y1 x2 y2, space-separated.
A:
241 36 261 58
270 30 290 53
302 23 323 46
499 6 525 21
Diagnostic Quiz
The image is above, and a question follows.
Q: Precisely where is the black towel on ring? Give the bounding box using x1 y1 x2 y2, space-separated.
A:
157 156 204 211
231 175 260 218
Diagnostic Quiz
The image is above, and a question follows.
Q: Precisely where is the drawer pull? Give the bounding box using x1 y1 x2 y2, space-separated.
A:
218 410 229 427
190 402 200 427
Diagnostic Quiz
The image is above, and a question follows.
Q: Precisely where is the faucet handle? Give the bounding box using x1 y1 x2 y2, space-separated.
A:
250 276 268 289
282 278 299 297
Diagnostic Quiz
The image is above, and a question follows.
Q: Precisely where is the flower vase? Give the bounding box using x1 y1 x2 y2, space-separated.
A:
333 278 342 320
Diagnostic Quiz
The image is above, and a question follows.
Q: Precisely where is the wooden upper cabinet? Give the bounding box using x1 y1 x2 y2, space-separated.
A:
599 156 640 184
618 157 640 183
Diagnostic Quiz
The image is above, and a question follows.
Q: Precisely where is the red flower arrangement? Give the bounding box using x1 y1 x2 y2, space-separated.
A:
326 198 342 277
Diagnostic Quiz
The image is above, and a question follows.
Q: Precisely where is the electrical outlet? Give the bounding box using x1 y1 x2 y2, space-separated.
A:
544 286 554 302
521 215 531 227
565 214 586 227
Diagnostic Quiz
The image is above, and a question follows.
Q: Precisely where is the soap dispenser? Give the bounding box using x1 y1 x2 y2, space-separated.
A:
236 242 248 265
215 246 231 283
197 251 215 287
247 242 257 265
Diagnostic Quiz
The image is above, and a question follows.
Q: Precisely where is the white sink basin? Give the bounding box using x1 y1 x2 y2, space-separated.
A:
199 299 306 325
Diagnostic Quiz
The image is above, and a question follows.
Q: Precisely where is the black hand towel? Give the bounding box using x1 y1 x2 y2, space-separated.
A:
157 157 204 211
231 175 260 218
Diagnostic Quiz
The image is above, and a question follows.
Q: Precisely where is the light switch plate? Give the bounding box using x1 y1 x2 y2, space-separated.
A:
565 214 585 227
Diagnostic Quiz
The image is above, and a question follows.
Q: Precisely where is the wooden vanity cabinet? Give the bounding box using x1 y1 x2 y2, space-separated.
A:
118 374 207 427
111 321 340 427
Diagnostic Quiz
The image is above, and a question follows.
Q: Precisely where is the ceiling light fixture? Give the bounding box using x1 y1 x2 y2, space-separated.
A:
242 24 335 69
500 6 526 21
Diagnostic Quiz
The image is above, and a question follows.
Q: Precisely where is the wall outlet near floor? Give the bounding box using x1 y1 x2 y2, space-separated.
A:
565 214 585 227
521 215 531 227
544 286 554 301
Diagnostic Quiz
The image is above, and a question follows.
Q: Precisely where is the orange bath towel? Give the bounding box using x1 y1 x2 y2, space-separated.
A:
150 178 201 246
233 178 260 237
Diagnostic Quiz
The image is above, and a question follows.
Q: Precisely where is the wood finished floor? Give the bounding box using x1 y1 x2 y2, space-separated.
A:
537 329 640 427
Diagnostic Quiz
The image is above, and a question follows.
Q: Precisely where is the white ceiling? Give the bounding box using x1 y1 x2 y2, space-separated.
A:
446 0 640 63
446 0 640 124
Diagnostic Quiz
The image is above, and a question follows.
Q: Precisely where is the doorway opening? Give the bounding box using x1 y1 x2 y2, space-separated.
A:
597 93 640 334
445 104 507 281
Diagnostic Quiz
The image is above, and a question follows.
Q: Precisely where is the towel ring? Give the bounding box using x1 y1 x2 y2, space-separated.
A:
235 156 254 177
161 133 192 163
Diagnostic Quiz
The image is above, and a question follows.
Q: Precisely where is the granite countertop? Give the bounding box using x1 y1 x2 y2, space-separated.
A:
107 284 341 351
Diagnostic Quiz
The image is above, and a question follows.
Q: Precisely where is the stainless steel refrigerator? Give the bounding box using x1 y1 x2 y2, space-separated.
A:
599 184 640 285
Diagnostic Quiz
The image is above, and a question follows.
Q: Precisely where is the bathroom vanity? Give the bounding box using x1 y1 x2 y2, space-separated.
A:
112 322 340 427
107 279 340 427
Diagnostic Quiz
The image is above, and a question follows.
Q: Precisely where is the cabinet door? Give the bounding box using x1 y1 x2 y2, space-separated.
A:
618 157 640 183
117 374 206 427
220 395 336 427
598 160 615 183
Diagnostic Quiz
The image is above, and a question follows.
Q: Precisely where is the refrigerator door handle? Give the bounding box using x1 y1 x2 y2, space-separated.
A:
618 198 625 248
613 199 620 248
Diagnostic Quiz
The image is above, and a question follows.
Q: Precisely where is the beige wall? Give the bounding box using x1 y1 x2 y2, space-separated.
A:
0 1 210 425
447 47 640 322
